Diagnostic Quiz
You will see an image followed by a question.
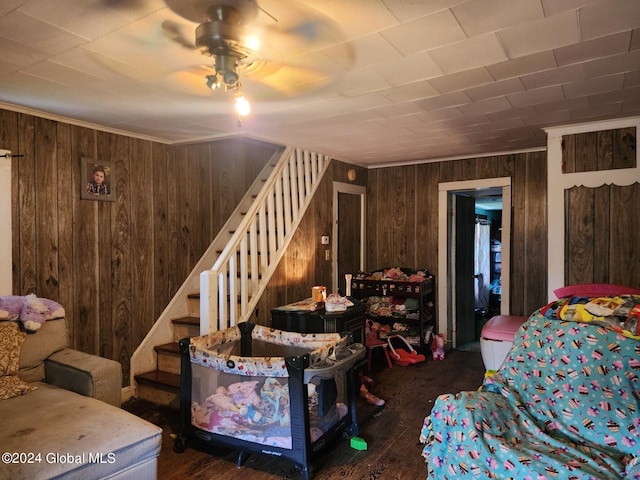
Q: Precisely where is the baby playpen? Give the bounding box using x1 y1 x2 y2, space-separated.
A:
174 321 365 479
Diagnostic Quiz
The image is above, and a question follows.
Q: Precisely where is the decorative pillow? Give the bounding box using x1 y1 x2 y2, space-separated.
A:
0 321 37 399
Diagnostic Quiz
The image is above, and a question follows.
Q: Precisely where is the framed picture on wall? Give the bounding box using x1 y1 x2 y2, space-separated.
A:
81 157 115 202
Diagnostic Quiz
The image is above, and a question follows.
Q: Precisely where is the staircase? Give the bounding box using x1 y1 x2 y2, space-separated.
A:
130 146 331 406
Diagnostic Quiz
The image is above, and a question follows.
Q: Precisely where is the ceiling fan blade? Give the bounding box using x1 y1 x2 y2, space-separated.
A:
161 20 197 49
252 0 346 55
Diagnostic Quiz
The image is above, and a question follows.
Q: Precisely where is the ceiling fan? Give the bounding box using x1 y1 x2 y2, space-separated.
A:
160 0 351 120
165 0 258 93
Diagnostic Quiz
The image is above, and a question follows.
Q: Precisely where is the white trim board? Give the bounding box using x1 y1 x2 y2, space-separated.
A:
0 149 12 295
544 117 640 301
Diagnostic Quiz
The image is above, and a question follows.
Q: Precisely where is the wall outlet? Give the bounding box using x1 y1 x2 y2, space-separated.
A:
321 235 330 245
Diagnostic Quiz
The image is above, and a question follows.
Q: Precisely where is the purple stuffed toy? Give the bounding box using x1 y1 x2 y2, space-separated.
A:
0 294 65 332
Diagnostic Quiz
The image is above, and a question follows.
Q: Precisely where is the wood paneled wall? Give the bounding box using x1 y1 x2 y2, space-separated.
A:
366 152 549 317
562 127 636 173
565 183 640 286
560 125 639 288
1 108 280 382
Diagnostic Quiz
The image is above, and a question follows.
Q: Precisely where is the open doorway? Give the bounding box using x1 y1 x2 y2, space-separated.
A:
438 178 512 349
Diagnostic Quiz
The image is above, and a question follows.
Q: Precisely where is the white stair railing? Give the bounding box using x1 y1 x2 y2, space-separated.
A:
200 146 331 335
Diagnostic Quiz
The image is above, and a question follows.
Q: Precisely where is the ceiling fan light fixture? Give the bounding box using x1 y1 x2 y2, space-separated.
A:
222 68 239 87
235 95 251 117
205 74 219 90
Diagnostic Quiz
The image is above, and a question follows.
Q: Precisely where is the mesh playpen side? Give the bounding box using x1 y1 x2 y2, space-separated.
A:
174 322 364 480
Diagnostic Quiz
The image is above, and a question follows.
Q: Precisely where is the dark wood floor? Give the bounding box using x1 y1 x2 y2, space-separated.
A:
123 347 485 480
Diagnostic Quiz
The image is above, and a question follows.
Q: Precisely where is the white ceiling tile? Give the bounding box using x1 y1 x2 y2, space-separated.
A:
415 106 465 123
334 33 403 70
428 68 494 94
570 102 622 120
372 102 427 118
0 36 46 68
21 60 104 89
295 0 398 38
531 106 580 124
631 28 640 50
381 0 470 22
487 105 538 122
588 86 640 104
378 80 439 103
0 10 86 55
507 84 565 107
497 10 580 59
452 0 544 37
624 70 640 88
584 50 640 78
18 0 131 40
372 50 444 86
486 51 557 80
563 73 625 98
540 0 601 16
458 96 513 116
0 0 25 15
533 97 590 113
481 116 527 131
464 77 524 101
578 0 640 41
429 33 508 74
520 63 587 90
553 31 632 66
621 92 640 112
415 91 473 110
380 9 467 56
335 67 390 96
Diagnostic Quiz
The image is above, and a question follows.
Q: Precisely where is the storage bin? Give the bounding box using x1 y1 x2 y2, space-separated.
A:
480 315 527 371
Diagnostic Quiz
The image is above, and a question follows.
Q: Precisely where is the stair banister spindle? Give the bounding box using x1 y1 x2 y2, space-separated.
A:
239 235 248 321
258 203 268 285
296 149 305 216
304 149 311 197
280 169 290 244
266 190 276 263
249 218 259 307
289 155 298 222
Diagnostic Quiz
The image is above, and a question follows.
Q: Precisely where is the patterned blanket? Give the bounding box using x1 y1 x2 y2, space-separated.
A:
420 296 640 479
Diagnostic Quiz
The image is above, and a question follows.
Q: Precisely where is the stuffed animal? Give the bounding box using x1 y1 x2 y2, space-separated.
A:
0 295 25 320
431 333 445 360
0 294 65 332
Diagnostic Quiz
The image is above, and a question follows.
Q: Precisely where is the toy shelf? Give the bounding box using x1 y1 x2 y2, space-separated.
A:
349 271 435 352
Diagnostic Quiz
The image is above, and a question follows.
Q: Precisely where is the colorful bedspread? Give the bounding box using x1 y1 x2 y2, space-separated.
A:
420 296 640 480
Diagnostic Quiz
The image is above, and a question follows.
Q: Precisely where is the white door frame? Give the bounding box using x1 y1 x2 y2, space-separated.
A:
438 177 512 347
0 149 12 295
332 182 366 294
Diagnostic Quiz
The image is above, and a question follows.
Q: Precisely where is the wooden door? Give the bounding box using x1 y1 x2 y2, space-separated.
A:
454 194 476 346
337 192 362 295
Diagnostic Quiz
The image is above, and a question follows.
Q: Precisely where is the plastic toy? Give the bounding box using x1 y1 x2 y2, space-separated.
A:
431 333 445 360
387 335 426 366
